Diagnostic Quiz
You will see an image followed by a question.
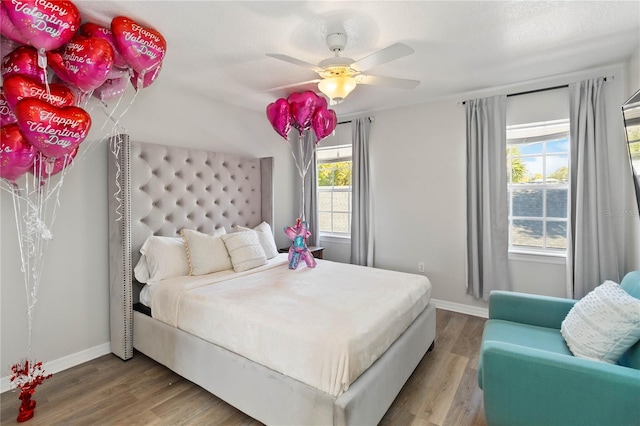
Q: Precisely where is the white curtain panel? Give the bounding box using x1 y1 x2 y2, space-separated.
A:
350 117 374 266
465 95 510 300
567 78 621 298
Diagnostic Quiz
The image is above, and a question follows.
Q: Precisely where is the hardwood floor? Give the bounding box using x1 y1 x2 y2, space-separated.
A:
0 309 487 426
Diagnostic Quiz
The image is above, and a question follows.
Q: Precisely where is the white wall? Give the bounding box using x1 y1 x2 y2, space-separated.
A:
330 63 638 309
0 82 296 383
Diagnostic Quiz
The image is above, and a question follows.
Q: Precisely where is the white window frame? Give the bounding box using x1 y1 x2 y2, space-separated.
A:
317 144 352 237
507 119 570 256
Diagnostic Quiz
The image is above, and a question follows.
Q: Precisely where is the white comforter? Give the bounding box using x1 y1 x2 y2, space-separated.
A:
149 254 431 397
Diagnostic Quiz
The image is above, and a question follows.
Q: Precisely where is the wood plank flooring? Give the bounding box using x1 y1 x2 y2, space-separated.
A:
0 309 487 425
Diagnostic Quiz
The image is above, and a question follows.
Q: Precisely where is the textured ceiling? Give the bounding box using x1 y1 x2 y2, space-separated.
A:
52 1 640 116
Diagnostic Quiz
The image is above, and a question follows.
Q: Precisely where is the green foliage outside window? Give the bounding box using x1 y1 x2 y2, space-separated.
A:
318 161 352 187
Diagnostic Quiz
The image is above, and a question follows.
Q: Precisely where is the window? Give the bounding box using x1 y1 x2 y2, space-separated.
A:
507 119 569 253
317 142 352 235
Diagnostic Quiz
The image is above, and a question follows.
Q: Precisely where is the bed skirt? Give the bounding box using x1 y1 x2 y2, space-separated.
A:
132 302 436 425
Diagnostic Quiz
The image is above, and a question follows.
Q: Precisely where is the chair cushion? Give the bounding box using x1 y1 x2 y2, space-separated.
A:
478 319 572 387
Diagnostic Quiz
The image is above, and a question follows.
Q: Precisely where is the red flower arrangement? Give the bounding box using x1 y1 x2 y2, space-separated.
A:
10 359 52 422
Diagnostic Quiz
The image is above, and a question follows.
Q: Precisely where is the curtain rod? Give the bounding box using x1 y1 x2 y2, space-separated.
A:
461 77 609 105
338 116 375 125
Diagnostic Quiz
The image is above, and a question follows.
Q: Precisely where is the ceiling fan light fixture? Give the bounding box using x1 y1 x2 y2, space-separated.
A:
318 76 357 103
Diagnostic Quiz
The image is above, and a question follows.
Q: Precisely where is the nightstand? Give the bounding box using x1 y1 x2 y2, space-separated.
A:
278 246 324 259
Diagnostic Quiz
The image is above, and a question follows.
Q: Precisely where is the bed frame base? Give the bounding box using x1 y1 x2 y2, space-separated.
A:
133 303 436 425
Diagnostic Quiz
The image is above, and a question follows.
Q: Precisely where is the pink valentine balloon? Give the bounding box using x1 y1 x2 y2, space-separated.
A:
32 146 77 181
266 98 292 140
312 107 337 143
1 0 80 51
93 76 128 101
288 91 321 132
0 3 27 44
130 63 161 90
47 35 114 92
0 87 17 126
80 22 128 69
111 16 166 74
1 123 35 183
1 45 46 84
14 98 91 158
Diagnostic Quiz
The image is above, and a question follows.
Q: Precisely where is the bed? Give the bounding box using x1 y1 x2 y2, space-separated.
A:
107 135 436 425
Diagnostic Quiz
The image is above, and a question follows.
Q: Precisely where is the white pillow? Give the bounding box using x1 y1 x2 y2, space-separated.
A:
139 236 190 284
133 255 150 283
234 222 279 259
561 280 640 364
180 228 232 275
221 231 267 272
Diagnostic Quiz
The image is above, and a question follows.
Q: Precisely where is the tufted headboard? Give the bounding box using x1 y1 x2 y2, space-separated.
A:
107 134 274 360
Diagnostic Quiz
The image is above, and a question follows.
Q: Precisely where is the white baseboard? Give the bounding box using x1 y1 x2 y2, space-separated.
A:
1 342 111 394
431 298 488 318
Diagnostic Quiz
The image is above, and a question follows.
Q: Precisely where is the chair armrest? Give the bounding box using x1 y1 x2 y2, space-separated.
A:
481 341 640 426
489 291 576 329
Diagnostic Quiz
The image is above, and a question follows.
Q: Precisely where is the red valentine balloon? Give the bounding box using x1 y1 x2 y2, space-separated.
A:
47 35 114 92
80 22 128 69
32 146 77 180
14 98 91 158
1 0 80 51
288 91 321 132
3 74 75 109
1 123 35 183
111 16 166 74
311 107 337 143
1 45 46 84
266 98 292 140
0 87 17 126
130 63 162 90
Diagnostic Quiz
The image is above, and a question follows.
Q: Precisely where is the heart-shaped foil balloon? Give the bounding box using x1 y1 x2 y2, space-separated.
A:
111 16 166 74
288 91 321 132
130 63 161 90
93 76 128 101
3 74 75 109
47 35 114 93
14 98 91 158
1 123 35 183
0 2 27 45
0 87 17 126
32 146 77 181
266 98 292 140
312 107 337 143
80 22 128 69
1 45 46 83
1 0 80 51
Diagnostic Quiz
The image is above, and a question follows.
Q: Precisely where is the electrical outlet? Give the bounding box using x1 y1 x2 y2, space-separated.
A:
418 262 425 273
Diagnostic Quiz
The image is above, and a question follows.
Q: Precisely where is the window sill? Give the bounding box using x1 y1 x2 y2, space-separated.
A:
508 250 566 265
319 233 351 245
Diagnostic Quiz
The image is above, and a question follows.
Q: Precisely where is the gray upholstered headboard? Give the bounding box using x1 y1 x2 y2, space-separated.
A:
107 134 274 360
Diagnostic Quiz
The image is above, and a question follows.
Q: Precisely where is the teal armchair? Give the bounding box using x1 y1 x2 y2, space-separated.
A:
478 271 640 426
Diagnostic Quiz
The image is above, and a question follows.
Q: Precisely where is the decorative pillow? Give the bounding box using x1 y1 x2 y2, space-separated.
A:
221 231 267 272
234 222 279 259
180 228 232 275
139 236 190 284
561 280 640 364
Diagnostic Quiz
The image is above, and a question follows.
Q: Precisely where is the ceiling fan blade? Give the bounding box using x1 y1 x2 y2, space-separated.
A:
351 43 414 72
266 54 324 73
266 79 322 92
356 74 420 89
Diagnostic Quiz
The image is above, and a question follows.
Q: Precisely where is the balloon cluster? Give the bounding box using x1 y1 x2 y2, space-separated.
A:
0 0 167 184
266 90 337 143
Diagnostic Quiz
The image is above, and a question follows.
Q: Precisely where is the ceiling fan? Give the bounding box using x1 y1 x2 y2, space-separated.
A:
266 33 420 104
